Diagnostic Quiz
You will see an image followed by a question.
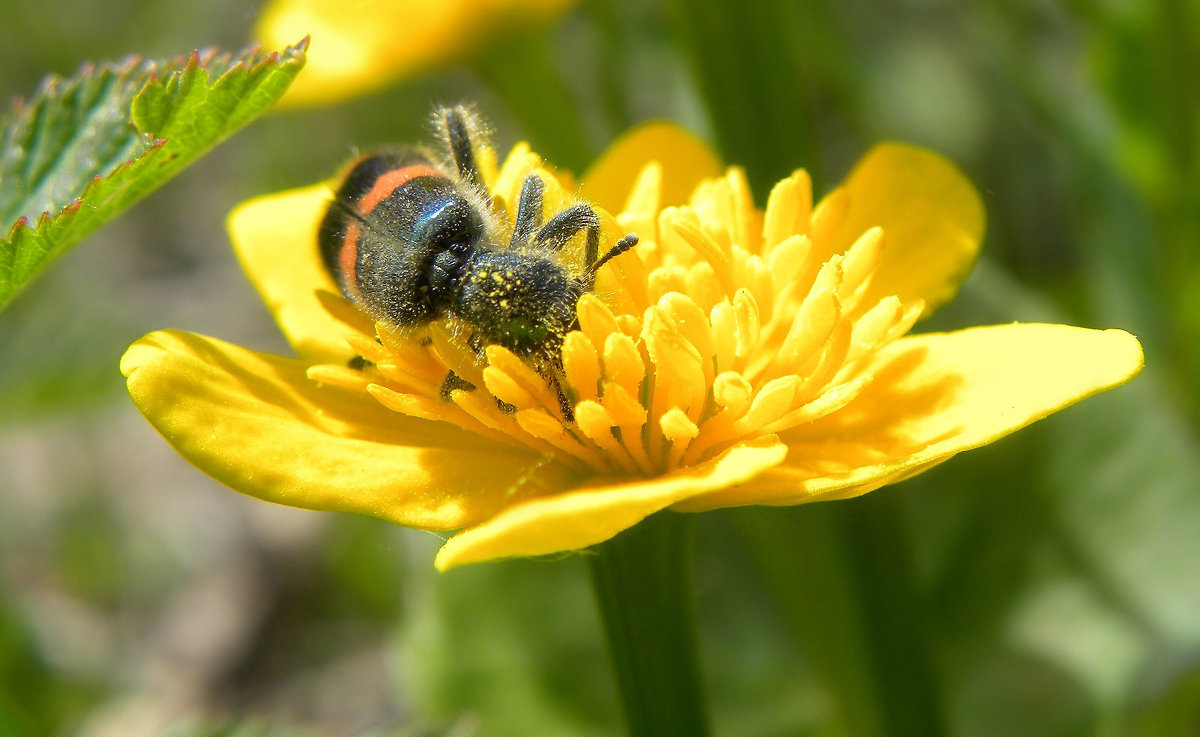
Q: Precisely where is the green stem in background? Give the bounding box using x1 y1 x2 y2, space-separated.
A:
663 0 849 193
588 511 711 737
588 0 635 135
1147 0 1200 424
732 494 946 737
471 28 594 174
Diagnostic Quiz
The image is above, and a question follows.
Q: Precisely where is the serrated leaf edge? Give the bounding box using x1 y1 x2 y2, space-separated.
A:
4 38 308 227
0 39 307 307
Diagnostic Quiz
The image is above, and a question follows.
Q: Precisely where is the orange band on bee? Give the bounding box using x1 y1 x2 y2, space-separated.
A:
357 164 442 214
341 221 362 300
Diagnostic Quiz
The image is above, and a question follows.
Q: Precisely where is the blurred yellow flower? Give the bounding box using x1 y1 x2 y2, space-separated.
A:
122 123 1143 569
257 0 577 107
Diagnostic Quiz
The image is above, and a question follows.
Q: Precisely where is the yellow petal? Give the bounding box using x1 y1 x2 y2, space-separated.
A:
816 143 985 317
258 0 576 107
122 329 578 529
581 122 723 213
676 324 1143 510
433 435 787 569
227 184 354 364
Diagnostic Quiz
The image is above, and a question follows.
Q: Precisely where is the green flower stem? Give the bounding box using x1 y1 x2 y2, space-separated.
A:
733 496 946 737
587 511 711 737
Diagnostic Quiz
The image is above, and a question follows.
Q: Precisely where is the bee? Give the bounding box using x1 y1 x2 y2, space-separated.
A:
317 105 638 402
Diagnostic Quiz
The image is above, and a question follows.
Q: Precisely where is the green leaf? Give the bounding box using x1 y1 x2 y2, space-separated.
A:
0 39 307 312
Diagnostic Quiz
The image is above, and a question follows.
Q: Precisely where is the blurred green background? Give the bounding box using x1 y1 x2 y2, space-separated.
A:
1 0 1197 735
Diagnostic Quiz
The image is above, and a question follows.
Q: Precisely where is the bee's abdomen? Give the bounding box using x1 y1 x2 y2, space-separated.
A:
317 150 448 304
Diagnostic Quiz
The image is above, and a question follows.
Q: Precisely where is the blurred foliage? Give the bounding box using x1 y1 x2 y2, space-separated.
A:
0 0 1197 735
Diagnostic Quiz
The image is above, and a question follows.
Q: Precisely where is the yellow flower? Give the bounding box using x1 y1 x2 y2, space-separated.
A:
121 124 1144 570
257 0 576 107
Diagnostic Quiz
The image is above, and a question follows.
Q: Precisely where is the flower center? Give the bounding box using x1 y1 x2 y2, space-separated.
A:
307 166 923 477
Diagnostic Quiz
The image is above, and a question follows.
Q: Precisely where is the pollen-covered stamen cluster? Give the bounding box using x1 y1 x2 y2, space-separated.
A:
308 163 925 477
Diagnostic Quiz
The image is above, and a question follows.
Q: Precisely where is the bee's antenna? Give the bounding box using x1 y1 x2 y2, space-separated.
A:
583 233 639 281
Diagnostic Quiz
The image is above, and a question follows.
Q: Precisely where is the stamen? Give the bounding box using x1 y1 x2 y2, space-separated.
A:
621 162 662 241
660 407 700 470
709 302 738 374
738 253 774 323
514 408 564 439
763 374 873 434
648 266 689 303
836 298 923 381
793 320 853 402
307 364 370 391
847 296 903 362
770 287 839 378
643 310 706 420
597 239 649 314
762 169 812 249
810 255 846 297
373 360 442 396
712 371 753 416
561 331 601 401
576 294 622 350
660 407 700 441
601 382 648 428
516 409 611 470
726 168 759 253
375 325 435 367
733 375 803 435
451 388 516 433
669 212 736 294
483 366 538 411
344 333 389 364
616 314 642 337
485 345 563 416
368 384 466 425
838 227 884 313
602 333 645 395
657 293 715 383
684 262 724 312
600 382 654 474
428 323 486 388
809 187 849 247
575 401 640 474
767 235 813 294
731 289 760 361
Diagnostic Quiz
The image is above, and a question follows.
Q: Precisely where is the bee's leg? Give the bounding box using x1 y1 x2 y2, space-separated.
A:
535 204 640 287
510 174 545 248
534 203 601 259
439 371 476 401
547 372 575 423
442 106 481 185
455 333 517 413
581 233 639 289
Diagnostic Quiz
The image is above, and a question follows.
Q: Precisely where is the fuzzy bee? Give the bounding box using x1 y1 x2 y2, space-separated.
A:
317 105 638 375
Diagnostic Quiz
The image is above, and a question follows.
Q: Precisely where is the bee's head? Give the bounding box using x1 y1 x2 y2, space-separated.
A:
455 251 582 355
